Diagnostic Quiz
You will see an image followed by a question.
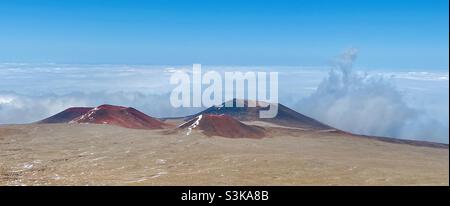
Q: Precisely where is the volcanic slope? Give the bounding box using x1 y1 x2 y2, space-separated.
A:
39 104 167 130
186 99 332 130
178 114 266 138
37 107 93 124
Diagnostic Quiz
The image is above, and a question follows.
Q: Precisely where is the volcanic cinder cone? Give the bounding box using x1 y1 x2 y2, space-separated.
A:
188 98 332 130
179 114 266 138
72 105 167 129
38 104 167 130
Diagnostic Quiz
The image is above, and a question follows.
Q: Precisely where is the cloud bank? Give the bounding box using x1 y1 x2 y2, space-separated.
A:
295 49 448 143
0 61 448 143
0 91 203 124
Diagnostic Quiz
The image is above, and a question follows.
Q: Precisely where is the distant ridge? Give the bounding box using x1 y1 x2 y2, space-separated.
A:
186 99 333 130
34 101 449 148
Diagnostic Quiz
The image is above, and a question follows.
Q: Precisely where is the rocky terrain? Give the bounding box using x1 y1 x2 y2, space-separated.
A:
0 99 448 185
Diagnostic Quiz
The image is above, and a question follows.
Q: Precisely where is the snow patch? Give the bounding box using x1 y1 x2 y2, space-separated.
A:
73 106 99 122
186 114 202 136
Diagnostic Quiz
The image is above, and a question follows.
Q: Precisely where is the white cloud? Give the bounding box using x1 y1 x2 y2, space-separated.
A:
295 49 449 143
0 62 448 143
0 91 203 124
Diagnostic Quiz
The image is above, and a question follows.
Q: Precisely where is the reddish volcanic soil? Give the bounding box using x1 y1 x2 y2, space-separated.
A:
38 107 94 124
180 114 266 138
72 105 167 129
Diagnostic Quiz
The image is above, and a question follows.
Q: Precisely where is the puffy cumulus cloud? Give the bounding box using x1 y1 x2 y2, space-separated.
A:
0 91 203 124
295 49 448 143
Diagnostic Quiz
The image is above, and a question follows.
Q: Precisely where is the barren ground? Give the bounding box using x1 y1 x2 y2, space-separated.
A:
0 124 448 185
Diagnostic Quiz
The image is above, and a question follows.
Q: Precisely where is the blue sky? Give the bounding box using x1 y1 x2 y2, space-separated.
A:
0 0 448 69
